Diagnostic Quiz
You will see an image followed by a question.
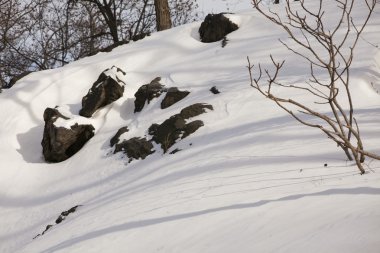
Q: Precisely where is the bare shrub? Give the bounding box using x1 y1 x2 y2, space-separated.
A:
248 0 380 173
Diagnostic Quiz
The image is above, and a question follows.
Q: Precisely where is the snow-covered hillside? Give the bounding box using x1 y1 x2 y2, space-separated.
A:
1 2 380 253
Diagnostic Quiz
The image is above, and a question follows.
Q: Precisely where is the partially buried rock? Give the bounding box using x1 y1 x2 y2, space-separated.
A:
199 13 238 43
161 87 190 109
79 66 126 118
149 103 213 153
180 103 214 119
42 107 95 163
182 120 204 139
110 126 129 147
134 77 165 113
55 205 81 224
114 137 154 162
210 86 220 94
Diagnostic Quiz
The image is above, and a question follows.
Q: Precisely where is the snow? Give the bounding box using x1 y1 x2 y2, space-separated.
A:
198 0 252 14
0 1 380 253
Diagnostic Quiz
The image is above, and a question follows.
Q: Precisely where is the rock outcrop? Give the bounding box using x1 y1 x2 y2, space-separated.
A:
149 103 213 153
161 87 190 109
42 108 95 163
114 137 154 162
110 126 129 147
134 77 165 113
79 66 126 117
199 13 238 43
180 103 213 119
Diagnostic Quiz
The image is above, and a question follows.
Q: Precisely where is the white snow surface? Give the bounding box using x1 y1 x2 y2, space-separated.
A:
1 2 380 253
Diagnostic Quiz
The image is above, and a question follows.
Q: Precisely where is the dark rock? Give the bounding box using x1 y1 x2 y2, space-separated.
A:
42 108 95 163
134 77 165 113
170 148 181 154
182 120 204 139
114 137 154 162
79 66 126 118
161 87 190 109
43 107 69 122
55 215 64 224
148 123 160 136
150 103 213 153
210 86 220 94
199 13 238 43
61 205 81 217
221 37 228 48
35 205 81 239
56 205 81 224
149 115 186 153
180 103 213 119
110 126 129 147
42 225 53 235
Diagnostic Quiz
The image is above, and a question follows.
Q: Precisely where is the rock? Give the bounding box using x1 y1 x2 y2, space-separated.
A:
110 126 129 147
149 115 186 153
149 103 213 153
210 86 220 94
182 120 204 139
169 148 181 154
180 103 213 119
42 107 95 163
134 77 165 113
43 107 69 122
199 13 238 43
79 66 126 118
35 205 81 239
161 87 190 109
114 137 154 162
56 205 81 224
221 37 228 48
42 225 53 235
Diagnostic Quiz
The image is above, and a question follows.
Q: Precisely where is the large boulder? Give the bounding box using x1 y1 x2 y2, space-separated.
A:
79 66 126 118
149 103 213 153
199 13 238 43
42 108 95 163
134 77 165 113
161 87 190 109
114 137 154 162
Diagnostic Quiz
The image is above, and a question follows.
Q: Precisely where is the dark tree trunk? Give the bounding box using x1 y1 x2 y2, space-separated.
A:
75 0 120 43
95 0 119 43
154 0 172 31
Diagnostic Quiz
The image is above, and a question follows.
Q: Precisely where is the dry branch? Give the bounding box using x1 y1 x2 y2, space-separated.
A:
249 0 379 174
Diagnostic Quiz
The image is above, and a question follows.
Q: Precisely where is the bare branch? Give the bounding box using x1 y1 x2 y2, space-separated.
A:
249 0 378 174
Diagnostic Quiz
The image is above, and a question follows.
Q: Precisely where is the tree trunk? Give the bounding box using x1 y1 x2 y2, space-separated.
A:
154 0 172 31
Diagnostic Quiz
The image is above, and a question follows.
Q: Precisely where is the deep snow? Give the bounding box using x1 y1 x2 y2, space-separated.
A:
1 2 380 253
